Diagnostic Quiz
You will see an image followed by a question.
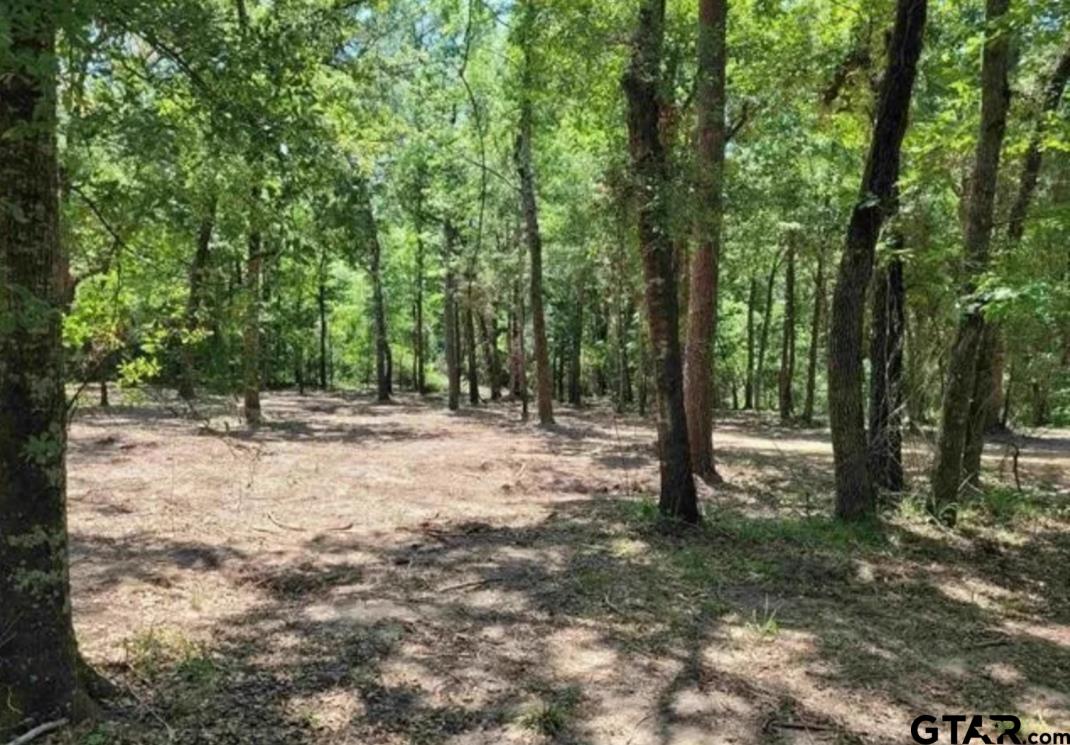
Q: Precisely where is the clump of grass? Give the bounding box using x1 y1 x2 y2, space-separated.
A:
521 685 582 739
124 627 217 685
745 597 780 640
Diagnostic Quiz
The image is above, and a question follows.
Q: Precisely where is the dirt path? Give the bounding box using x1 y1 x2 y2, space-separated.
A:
62 393 1070 744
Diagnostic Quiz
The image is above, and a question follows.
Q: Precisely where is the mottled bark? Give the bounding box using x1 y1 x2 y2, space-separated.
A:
0 6 81 728
683 0 727 482
624 0 699 522
828 0 926 519
932 0 1012 519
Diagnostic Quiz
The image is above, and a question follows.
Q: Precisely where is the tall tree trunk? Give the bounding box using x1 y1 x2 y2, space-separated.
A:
465 286 479 405
478 310 502 401
802 251 825 424
755 256 780 411
684 0 727 482
966 40 1069 447
828 0 926 519
778 237 797 422
931 0 1012 519
624 0 699 523
568 291 583 406
179 207 215 401
0 7 83 727
243 225 263 425
516 1 554 426
744 276 757 409
444 222 461 411
868 255 906 491
318 270 328 389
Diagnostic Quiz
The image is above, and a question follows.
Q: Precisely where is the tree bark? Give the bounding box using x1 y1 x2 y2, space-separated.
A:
465 286 479 405
868 255 906 492
568 289 583 406
624 0 699 523
0 7 82 728
444 223 461 411
802 251 825 424
828 0 926 519
318 267 328 389
684 0 727 482
931 0 1012 519
778 237 797 422
478 310 502 401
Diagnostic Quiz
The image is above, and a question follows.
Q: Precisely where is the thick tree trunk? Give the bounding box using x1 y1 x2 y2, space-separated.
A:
179 208 215 401
624 0 699 523
755 257 779 411
778 238 797 422
243 226 263 425
684 0 727 482
931 0 1012 519
0 9 83 728
828 0 926 519
744 276 757 409
868 256 906 492
802 252 825 424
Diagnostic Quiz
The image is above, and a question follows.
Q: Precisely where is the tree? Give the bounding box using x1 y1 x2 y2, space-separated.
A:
931 0 1013 520
515 0 554 426
868 250 906 491
683 0 728 483
828 0 927 520
0 2 82 728
778 233 797 422
623 0 699 523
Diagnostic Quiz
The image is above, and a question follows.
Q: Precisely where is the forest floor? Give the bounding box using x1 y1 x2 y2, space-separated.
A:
48 390 1070 745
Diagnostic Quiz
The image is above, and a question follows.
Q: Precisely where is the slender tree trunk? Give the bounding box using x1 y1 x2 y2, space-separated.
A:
684 0 727 482
465 287 479 405
624 0 699 523
0 8 84 726
568 291 583 406
516 2 554 426
243 225 263 425
318 273 328 389
755 256 779 411
778 238 797 422
514 270 529 420
744 276 757 409
828 0 926 519
179 207 215 401
931 0 1012 519
478 310 502 401
444 222 461 411
802 252 825 424
414 211 427 395
868 255 906 491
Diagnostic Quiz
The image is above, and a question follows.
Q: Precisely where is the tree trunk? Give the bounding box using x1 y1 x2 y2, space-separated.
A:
568 291 583 406
179 208 215 401
465 287 479 405
243 225 263 425
755 256 779 411
444 222 462 411
414 213 426 395
478 310 502 401
802 252 825 424
931 0 1012 519
684 0 727 482
624 0 699 523
868 255 906 492
318 265 328 389
516 3 554 426
744 276 757 409
828 0 926 519
778 238 797 422
0 7 82 728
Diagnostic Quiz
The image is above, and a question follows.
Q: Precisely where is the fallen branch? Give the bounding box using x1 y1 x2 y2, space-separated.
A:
767 719 838 733
4 719 68 745
439 577 506 593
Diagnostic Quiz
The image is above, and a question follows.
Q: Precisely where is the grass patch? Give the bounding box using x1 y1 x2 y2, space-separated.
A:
521 685 582 739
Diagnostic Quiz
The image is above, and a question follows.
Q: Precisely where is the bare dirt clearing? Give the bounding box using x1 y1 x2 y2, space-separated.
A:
59 392 1070 744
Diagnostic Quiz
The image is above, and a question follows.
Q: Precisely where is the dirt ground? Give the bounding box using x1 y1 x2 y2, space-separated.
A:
51 391 1070 744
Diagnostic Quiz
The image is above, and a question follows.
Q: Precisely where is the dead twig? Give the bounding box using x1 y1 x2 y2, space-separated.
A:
4 719 68 745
